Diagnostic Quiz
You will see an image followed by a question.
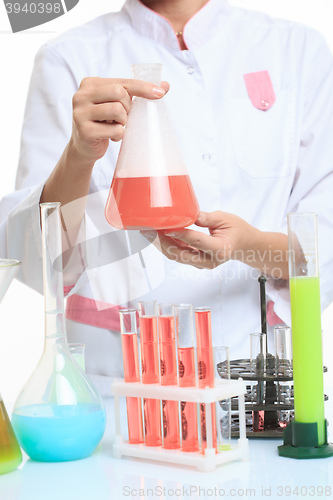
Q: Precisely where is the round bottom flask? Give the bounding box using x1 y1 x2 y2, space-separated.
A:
12 203 106 462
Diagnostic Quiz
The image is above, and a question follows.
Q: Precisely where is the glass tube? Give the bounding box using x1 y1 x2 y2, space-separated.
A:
214 346 231 451
158 304 180 449
194 307 217 452
274 326 293 428
138 301 162 447
68 343 86 371
120 309 144 444
288 213 325 445
175 304 199 452
250 332 267 432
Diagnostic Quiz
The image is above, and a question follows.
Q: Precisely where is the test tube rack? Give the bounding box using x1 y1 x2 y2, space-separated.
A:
221 358 328 438
111 378 249 472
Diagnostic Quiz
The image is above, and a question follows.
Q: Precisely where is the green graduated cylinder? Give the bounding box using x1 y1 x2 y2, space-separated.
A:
289 276 325 446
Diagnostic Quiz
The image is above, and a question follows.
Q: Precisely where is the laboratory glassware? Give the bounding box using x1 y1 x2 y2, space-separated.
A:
175 304 199 452
214 346 231 451
119 309 144 444
158 304 180 449
105 63 200 230
138 300 162 446
278 213 333 458
0 259 22 474
68 343 86 371
274 326 292 428
194 307 217 452
250 332 266 432
12 203 106 462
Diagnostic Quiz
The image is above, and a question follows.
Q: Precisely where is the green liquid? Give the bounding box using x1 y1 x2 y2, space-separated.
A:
290 276 325 445
0 399 22 474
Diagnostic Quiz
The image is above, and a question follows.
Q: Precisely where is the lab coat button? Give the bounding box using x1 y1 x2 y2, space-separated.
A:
202 154 211 161
187 67 195 74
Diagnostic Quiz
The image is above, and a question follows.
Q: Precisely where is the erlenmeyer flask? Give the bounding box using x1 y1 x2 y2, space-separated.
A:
105 63 200 230
12 203 106 462
0 259 22 474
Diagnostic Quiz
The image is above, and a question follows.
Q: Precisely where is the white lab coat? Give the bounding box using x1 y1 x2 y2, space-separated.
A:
1 0 333 391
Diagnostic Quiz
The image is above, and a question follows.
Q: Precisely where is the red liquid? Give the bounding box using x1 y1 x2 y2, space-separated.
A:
159 317 177 386
140 317 159 384
252 410 265 432
195 310 214 353
105 175 200 230
121 333 144 444
159 316 180 449
122 333 140 383
195 310 217 452
140 316 162 446
178 347 199 452
144 399 162 447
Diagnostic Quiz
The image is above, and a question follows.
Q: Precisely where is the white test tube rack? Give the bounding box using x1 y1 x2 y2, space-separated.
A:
111 378 249 472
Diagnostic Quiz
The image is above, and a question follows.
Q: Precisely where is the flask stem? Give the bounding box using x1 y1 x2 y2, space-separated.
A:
40 203 67 341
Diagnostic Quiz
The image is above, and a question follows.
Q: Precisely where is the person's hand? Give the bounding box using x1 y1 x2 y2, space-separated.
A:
141 211 289 278
69 77 170 167
143 211 257 269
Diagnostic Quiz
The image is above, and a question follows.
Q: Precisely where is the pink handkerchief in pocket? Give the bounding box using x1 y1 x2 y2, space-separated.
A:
243 71 276 111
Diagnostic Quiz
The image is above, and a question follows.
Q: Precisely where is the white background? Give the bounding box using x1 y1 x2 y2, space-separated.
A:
0 0 333 404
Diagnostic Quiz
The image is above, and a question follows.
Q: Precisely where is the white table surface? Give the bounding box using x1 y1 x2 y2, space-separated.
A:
1 395 333 500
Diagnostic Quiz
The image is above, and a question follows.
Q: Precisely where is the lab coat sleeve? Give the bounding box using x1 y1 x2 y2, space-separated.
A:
266 33 333 325
0 43 85 294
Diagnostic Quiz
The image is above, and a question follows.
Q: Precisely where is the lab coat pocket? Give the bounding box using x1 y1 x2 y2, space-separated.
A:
229 90 294 178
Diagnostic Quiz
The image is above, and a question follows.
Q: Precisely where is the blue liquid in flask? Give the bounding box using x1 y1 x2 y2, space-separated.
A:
12 403 106 462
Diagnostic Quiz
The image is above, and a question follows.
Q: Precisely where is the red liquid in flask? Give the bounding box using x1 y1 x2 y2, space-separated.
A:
178 347 199 452
159 316 180 449
121 333 144 444
140 316 162 447
105 175 200 230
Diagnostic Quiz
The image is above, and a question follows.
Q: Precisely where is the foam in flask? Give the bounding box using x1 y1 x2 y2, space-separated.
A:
12 203 106 462
105 63 200 230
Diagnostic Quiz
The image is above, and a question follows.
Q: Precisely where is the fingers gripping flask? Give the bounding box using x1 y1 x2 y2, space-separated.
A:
105 63 200 230
12 203 106 462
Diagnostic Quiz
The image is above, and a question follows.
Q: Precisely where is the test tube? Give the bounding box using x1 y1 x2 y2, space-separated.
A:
139 300 162 447
175 304 199 452
274 326 293 428
119 309 144 444
194 307 217 452
214 346 231 451
250 332 267 432
158 304 180 449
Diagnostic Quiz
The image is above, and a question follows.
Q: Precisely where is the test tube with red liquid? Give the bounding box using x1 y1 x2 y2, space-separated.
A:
194 307 217 452
119 309 144 444
139 301 162 447
175 304 199 452
158 304 180 449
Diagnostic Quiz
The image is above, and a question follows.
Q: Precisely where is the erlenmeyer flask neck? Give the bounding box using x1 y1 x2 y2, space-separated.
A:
131 63 162 86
